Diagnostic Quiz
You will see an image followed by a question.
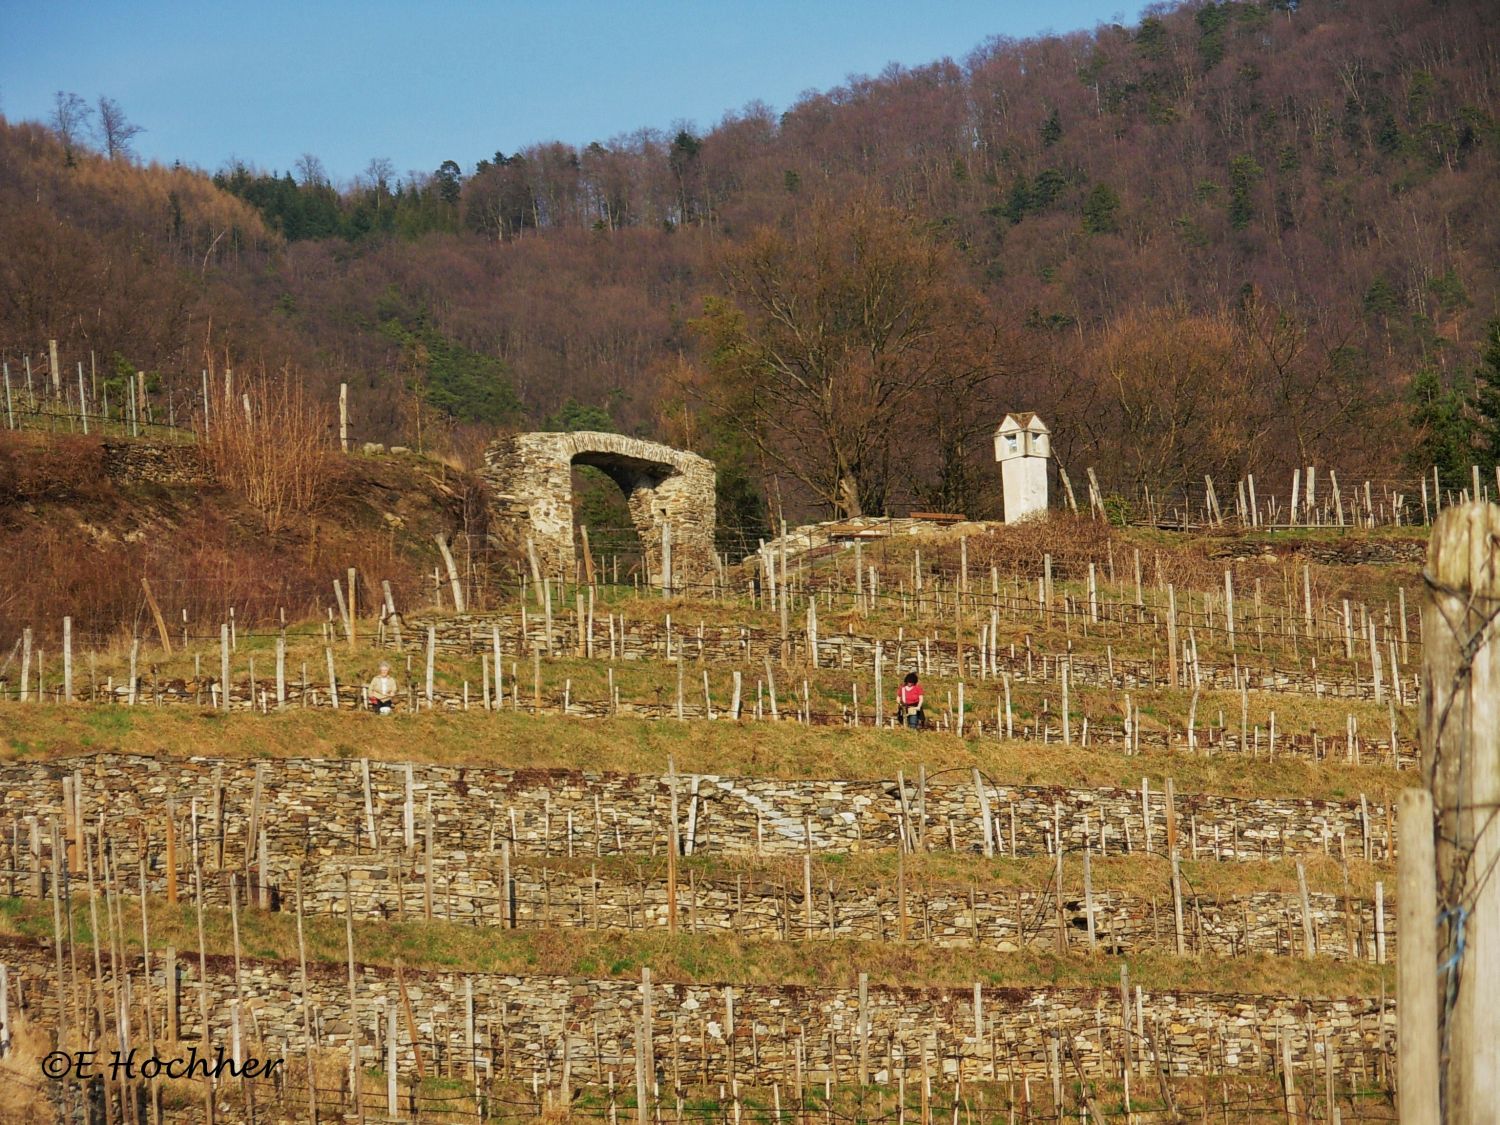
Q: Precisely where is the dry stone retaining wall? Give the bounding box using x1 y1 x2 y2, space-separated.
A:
324 864 1394 962
0 819 1396 959
2 755 1393 867
0 938 1392 1084
100 438 209 486
8 854 1383 962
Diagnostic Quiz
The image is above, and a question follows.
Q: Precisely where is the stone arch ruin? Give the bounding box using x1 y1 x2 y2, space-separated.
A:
483 431 716 587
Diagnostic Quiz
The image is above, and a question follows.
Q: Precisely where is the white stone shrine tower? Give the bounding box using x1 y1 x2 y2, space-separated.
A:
994 413 1050 522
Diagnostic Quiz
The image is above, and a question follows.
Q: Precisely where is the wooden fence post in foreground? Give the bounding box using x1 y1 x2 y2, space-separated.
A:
1419 502 1500 1123
1397 788 1439 1125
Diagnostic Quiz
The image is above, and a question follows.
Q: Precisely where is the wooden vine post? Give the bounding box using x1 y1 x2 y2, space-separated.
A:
1417 502 1500 1124
667 757 679 934
141 577 172 655
435 532 466 612
1398 788 1439 1125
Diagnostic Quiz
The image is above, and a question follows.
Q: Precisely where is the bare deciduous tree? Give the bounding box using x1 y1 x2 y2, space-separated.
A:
1083 307 1260 494
94 95 143 160
363 157 396 209
694 197 1000 518
50 91 93 159
294 152 329 187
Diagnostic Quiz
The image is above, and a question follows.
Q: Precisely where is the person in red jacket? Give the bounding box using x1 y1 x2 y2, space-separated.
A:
897 672 924 729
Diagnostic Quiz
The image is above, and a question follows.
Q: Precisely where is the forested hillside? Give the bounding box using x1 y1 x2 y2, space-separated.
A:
2 0 1497 522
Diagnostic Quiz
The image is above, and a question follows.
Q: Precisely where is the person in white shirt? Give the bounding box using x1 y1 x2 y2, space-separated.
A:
367 662 398 710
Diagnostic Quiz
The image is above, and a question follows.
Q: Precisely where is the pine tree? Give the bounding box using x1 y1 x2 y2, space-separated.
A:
1082 184 1121 234
1407 366 1473 491
1471 319 1500 468
1040 108 1062 147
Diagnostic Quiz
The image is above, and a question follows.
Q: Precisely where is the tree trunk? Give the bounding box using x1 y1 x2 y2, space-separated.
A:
838 474 863 518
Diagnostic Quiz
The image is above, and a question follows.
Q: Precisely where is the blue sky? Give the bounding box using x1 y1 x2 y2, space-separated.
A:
0 1 1145 183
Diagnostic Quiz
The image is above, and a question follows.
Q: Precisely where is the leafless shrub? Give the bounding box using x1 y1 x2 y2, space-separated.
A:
199 375 334 535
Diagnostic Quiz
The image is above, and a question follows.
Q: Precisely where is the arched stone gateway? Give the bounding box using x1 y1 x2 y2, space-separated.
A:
483 431 716 588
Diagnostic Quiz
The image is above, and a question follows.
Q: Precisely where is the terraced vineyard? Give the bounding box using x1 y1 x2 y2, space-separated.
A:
0 518 1422 1122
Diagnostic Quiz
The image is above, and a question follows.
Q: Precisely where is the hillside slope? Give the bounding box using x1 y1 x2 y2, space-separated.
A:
2 0 1497 519
0 432 484 645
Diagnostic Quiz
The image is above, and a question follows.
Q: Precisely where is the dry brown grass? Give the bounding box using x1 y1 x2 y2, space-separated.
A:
0 432 112 503
0 703 1410 802
0 894 1392 999
0 1009 63 1124
526 850 1389 897
842 513 1419 595
836 515 1423 659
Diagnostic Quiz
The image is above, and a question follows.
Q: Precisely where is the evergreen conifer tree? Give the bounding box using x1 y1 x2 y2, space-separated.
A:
1471 319 1500 469
1407 366 1473 491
